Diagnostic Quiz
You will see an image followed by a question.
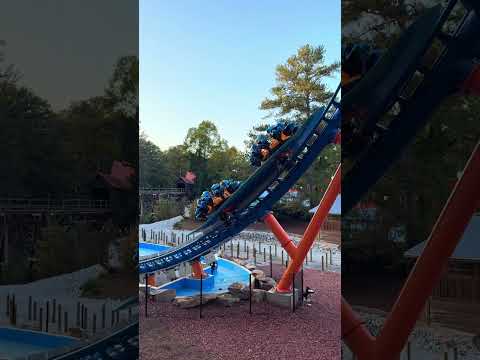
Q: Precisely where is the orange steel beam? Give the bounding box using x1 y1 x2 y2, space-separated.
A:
374 140 480 359
276 164 341 292
341 298 376 360
263 213 298 258
191 260 206 279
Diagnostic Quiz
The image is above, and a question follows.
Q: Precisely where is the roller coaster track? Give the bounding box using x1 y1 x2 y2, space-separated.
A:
342 1 480 359
343 0 479 213
49 322 139 360
139 85 341 273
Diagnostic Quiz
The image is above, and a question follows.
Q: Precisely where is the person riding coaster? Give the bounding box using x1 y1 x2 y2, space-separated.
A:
341 42 384 156
194 180 242 221
249 120 298 167
195 191 214 221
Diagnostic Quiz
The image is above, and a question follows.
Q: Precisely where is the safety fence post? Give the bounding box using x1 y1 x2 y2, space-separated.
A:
200 274 203 319
145 274 148 318
249 273 252 315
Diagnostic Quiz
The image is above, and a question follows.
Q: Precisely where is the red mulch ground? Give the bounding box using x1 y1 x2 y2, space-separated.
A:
140 265 340 360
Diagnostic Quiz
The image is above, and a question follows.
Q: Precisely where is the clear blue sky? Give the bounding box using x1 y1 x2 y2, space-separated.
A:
140 1 340 151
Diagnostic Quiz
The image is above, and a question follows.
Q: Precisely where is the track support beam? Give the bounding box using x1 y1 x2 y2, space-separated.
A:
276 164 341 292
263 213 297 259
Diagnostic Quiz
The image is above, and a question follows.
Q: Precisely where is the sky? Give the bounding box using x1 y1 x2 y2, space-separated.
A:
0 0 138 111
140 1 340 151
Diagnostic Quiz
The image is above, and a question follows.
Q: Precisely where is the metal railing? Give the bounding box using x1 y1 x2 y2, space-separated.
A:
139 187 185 195
0 198 110 212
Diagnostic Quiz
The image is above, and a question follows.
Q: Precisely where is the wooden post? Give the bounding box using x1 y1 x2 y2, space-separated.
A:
39 307 43 331
253 247 256 265
46 301 49 332
33 301 37 321
76 302 80 326
237 242 240 258
58 304 62 332
80 304 84 328
28 296 32 321
64 311 68 333
52 298 56 323
102 303 106 328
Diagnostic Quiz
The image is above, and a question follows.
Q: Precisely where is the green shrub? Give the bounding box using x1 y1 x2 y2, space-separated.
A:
272 200 310 221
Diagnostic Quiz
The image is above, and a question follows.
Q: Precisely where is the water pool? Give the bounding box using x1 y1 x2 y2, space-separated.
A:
139 242 170 257
138 242 250 297
0 327 79 358
160 258 250 297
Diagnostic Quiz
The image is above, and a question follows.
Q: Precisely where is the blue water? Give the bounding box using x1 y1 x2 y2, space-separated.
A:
139 242 170 257
160 258 250 297
0 327 79 357
138 242 250 297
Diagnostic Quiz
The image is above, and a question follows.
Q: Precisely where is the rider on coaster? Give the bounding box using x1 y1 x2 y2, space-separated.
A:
342 42 383 92
221 179 242 197
267 120 298 149
249 134 271 167
249 120 298 167
195 191 213 221
195 180 243 221
342 42 383 155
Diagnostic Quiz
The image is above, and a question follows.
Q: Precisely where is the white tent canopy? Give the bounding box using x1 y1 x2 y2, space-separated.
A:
309 194 341 215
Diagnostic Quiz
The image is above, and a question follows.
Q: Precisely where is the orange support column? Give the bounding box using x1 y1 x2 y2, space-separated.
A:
461 64 480 95
342 298 376 360
147 274 156 287
263 213 297 258
191 260 206 279
375 141 480 359
276 164 341 292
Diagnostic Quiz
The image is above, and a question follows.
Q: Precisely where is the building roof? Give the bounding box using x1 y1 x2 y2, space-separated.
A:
405 215 480 262
179 171 196 184
309 194 341 215
98 161 135 190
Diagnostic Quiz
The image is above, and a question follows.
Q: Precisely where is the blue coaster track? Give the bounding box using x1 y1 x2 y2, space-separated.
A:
139 85 340 273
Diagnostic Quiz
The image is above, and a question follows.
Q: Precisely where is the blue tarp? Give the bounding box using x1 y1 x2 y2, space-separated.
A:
309 194 341 215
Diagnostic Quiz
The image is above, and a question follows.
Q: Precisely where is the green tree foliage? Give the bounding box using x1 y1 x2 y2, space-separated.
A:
139 120 252 196
256 44 340 211
184 120 227 159
0 52 138 197
260 44 340 122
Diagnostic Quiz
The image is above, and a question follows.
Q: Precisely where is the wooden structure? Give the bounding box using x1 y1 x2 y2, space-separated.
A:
405 214 480 332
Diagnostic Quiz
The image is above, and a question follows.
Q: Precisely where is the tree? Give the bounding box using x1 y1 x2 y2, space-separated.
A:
260 44 339 122
254 44 341 208
105 55 139 118
184 120 227 159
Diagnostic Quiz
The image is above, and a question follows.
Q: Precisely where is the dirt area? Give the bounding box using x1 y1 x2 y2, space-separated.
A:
174 217 341 245
342 271 406 312
81 271 137 300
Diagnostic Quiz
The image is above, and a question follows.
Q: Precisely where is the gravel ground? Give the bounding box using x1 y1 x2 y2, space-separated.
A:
342 310 480 360
140 265 340 360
